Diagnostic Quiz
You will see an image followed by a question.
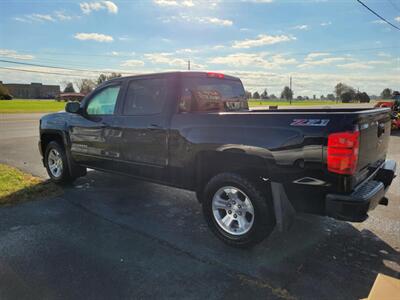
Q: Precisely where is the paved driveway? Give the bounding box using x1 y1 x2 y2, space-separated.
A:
0 113 399 300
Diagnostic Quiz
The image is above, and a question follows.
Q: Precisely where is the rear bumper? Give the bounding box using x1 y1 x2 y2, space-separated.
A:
325 159 396 222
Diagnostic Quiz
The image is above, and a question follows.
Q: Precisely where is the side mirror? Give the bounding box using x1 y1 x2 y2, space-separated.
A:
65 101 81 114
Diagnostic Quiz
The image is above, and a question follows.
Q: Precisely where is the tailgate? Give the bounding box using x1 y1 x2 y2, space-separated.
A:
357 109 391 173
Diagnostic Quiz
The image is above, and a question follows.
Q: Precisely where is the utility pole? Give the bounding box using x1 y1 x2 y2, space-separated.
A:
188 60 190 71
289 76 292 105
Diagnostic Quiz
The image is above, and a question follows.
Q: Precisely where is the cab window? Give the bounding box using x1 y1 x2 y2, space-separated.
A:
123 78 168 115
86 85 121 115
179 78 248 113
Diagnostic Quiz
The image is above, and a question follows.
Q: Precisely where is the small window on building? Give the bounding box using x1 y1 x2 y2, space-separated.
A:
86 85 120 115
123 78 168 115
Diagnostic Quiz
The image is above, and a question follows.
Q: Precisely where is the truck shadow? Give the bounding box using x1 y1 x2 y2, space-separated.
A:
65 170 400 300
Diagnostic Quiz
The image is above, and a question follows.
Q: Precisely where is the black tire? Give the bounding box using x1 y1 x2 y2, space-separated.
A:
202 173 275 248
45 141 76 184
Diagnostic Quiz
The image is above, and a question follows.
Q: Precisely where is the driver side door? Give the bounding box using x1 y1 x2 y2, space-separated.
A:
69 82 123 171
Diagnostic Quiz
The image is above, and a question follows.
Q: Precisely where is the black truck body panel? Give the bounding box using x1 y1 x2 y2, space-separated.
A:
39 71 396 221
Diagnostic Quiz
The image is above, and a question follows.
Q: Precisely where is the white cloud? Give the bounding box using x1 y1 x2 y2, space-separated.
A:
395 16 400 22
154 0 179 6
337 62 373 70
144 52 205 69
292 24 309 30
232 34 295 49
304 52 330 61
182 0 195 7
120 59 145 67
175 48 198 54
377 52 391 58
209 53 296 69
0 49 34 60
298 57 348 68
320 21 332 26
80 1 118 14
242 0 274 3
54 11 74 21
118 36 131 41
31 14 55 22
372 20 386 24
103 1 118 13
200 17 232 26
161 14 233 26
74 32 114 42
14 11 77 23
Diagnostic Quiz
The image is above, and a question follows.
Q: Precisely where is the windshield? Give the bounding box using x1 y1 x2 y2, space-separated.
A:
179 77 248 112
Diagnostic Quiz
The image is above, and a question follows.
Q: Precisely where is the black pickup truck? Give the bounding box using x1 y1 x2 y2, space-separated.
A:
39 71 396 247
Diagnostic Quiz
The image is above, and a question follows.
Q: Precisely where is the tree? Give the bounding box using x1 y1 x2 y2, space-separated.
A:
269 94 277 99
381 88 392 99
0 83 12 100
334 83 355 101
63 82 75 93
76 79 96 95
97 72 122 85
296 96 303 100
326 93 335 101
253 91 260 99
359 92 370 103
245 90 252 99
280 86 293 100
320 95 325 100
341 91 353 103
261 89 268 99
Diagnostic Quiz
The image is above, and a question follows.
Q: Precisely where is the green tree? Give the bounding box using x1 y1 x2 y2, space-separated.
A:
76 79 96 95
0 83 12 100
253 91 260 99
326 93 335 101
63 82 75 93
97 72 122 85
261 89 268 99
269 94 277 99
280 86 293 100
381 88 392 99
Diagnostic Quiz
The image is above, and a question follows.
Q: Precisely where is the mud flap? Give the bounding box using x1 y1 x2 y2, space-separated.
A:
270 182 296 232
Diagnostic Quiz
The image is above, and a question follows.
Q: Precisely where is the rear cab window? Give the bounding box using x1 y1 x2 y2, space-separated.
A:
179 74 248 113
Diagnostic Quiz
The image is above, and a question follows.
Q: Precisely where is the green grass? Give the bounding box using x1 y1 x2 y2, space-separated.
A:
0 99 65 113
248 99 342 107
0 164 62 205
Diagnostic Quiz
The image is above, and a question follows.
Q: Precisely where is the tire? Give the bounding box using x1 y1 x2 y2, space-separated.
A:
45 141 76 184
202 173 275 248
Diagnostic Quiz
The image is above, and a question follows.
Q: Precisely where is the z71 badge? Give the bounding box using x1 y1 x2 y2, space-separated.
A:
290 119 330 126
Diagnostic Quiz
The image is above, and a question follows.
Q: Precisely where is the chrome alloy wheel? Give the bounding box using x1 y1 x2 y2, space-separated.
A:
212 186 255 235
48 149 63 178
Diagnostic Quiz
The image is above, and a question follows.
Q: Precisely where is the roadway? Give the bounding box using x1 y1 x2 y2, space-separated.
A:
0 112 399 300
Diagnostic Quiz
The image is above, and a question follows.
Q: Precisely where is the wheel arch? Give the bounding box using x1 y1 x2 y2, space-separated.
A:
194 150 270 202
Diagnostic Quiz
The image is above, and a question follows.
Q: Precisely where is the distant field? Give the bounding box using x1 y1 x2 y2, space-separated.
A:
0 99 64 113
248 100 341 107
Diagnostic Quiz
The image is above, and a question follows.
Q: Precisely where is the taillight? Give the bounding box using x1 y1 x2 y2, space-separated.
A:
207 72 224 78
327 131 360 175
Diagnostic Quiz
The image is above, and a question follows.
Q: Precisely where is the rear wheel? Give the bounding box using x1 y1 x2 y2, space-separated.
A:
202 173 275 248
45 141 76 184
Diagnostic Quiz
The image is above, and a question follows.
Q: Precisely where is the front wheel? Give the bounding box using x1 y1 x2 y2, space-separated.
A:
202 173 275 248
45 141 76 184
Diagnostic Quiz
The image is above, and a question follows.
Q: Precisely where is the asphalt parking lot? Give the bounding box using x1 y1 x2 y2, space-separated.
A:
0 113 399 300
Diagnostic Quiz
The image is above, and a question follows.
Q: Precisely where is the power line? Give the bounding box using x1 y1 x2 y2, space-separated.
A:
356 0 400 31
0 59 132 74
0 66 89 77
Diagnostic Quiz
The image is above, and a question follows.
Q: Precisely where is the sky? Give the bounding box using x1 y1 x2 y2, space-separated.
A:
0 0 399 96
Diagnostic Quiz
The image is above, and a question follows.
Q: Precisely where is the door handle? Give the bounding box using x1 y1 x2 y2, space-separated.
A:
147 124 162 130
